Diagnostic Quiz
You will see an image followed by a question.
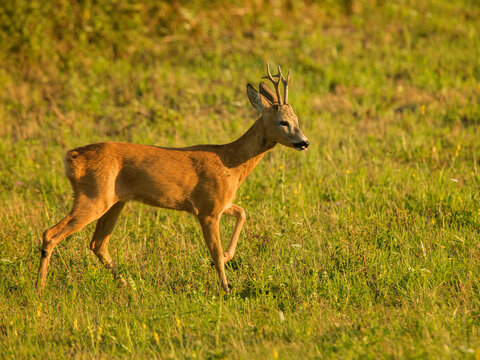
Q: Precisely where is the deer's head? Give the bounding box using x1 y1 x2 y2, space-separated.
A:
247 63 310 151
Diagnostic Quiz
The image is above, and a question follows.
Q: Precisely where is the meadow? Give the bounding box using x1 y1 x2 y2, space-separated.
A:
1 0 480 358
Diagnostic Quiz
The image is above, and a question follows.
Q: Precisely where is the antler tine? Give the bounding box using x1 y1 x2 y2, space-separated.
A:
280 68 291 104
261 62 283 105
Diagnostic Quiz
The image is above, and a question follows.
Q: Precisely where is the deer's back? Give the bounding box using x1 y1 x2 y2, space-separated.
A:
64 142 238 215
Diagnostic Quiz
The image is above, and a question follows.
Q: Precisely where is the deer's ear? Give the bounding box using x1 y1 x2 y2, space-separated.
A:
247 84 272 111
259 82 278 104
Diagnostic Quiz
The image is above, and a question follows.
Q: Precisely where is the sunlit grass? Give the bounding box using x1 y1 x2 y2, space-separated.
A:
1 0 480 358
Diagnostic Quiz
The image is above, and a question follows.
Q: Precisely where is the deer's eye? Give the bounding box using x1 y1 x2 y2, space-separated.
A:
279 121 289 127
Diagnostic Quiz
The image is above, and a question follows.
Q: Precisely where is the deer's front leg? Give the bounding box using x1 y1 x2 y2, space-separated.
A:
222 204 246 263
198 215 229 293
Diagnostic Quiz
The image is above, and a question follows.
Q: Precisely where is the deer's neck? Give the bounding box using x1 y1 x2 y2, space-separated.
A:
223 117 275 183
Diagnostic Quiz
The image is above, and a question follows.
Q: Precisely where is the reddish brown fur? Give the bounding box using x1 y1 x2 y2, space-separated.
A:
36 66 309 292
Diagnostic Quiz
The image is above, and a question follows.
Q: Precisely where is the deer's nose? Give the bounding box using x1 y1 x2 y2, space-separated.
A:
294 140 310 151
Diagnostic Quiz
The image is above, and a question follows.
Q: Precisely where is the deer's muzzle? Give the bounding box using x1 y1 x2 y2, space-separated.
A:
293 140 310 151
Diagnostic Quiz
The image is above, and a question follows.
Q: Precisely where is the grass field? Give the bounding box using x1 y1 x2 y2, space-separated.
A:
1 0 480 358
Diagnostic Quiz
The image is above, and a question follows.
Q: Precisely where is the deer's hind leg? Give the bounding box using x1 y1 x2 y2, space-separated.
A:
36 196 114 291
89 201 127 286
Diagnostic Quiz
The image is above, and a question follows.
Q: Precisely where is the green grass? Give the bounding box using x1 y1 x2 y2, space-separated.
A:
1 0 480 358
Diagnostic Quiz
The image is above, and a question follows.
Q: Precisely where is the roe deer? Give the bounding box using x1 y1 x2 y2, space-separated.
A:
36 63 310 293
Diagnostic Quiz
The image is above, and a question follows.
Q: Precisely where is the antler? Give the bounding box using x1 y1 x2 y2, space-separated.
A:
262 63 283 105
261 63 291 105
281 69 291 104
